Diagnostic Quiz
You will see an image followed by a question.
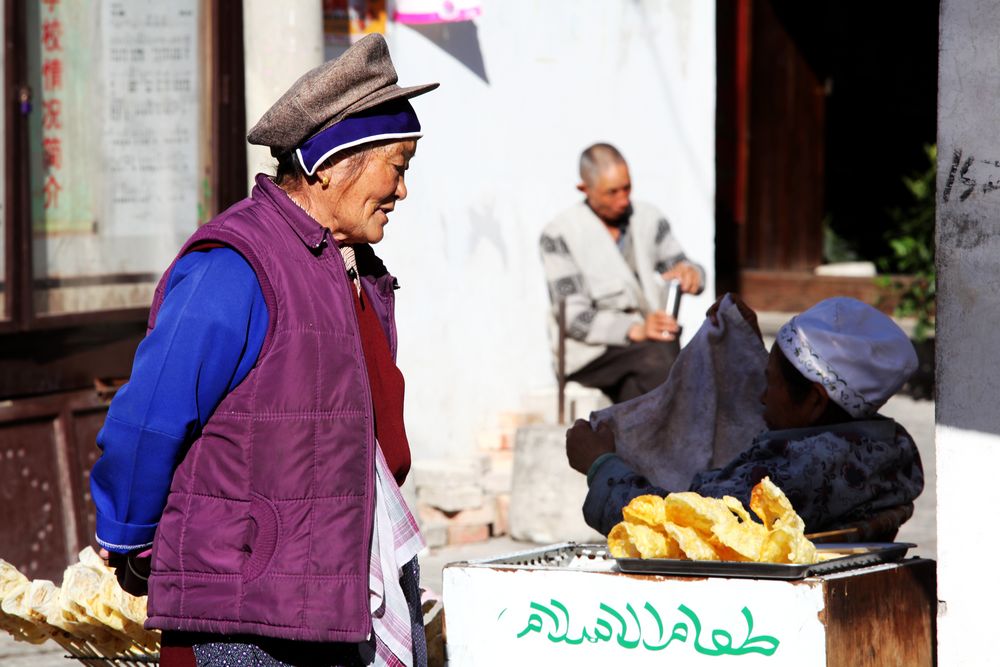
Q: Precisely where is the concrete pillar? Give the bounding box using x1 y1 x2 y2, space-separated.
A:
509 425 604 544
936 1 1000 662
242 0 324 189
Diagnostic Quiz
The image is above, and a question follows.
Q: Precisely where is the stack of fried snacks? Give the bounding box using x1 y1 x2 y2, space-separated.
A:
607 477 820 565
0 547 159 658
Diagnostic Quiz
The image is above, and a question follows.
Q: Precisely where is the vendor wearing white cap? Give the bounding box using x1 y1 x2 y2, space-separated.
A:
568 296 925 540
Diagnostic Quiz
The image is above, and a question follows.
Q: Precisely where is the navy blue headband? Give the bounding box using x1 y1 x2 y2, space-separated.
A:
295 100 422 176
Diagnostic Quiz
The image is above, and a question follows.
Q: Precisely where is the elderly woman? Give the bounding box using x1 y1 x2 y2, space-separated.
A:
568 296 925 541
89 35 436 667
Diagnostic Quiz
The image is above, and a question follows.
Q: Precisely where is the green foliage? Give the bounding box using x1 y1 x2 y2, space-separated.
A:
879 144 936 341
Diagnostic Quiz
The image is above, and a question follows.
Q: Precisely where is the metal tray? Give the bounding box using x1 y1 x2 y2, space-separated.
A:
615 542 915 580
462 542 614 570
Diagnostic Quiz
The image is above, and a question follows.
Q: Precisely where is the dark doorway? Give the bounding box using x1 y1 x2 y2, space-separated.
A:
716 1 939 304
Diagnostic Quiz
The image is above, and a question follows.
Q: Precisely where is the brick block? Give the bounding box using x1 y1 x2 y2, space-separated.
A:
485 449 514 471
498 411 543 432
447 523 490 545
476 428 509 451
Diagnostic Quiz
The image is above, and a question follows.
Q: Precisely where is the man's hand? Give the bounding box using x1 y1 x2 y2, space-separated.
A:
661 262 702 294
706 293 763 341
628 311 680 343
566 419 617 474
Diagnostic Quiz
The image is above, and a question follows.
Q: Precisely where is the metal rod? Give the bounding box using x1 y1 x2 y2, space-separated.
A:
557 297 567 425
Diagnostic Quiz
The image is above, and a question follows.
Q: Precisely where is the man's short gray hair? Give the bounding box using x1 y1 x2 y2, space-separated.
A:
579 143 627 186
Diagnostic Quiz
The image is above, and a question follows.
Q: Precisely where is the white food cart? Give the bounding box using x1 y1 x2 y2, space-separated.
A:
443 543 935 666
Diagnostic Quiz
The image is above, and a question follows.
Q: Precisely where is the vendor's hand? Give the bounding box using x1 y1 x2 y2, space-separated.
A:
706 293 762 341
566 419 616 475
661 262 702 294
628 311 680 343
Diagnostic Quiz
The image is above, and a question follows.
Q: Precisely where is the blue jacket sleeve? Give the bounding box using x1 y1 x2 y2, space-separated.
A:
90 248 268 553
582 454 669 536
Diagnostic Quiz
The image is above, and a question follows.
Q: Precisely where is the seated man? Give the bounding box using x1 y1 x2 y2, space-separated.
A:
539 143 705 403
567 296 924 541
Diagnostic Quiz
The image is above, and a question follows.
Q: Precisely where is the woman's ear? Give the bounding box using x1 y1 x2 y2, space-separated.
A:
313 162 334 189
805 383 831 425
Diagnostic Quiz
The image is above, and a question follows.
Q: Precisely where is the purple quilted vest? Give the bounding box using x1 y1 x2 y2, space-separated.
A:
144 174 399 642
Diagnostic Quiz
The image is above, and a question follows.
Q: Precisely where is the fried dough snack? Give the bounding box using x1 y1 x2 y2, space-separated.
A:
608 477 819 565
0 548 160 656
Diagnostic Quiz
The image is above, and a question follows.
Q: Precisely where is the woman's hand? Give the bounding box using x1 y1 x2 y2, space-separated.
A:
566 419 617 474
706 293 763 341
101 547 152 597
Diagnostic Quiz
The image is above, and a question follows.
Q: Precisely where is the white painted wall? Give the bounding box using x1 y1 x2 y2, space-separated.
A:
936 1 1000 662
246 2 716 458
242 0 325 186
375 1 717 458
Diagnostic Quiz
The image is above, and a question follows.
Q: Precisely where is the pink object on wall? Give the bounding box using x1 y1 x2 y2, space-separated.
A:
394 0 482 24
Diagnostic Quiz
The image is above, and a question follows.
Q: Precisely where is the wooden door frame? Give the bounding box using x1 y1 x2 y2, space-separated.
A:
715 0 752 297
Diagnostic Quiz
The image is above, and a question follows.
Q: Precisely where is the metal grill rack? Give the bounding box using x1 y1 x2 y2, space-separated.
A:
54 635 159 665
65 653 159 666
464 542 612 569
459 540 916 581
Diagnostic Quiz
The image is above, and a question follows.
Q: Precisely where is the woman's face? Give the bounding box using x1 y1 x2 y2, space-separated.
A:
319 140 417 244
761 346 817 431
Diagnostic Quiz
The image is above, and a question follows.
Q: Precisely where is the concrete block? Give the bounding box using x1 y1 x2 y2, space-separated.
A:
482 450 513 494
422 523 447 548
418 500 496 527
508 424 605 544
417 503 446 528
417 484 484 513
410 456 489 490
493 493 510 537
482 468 512 494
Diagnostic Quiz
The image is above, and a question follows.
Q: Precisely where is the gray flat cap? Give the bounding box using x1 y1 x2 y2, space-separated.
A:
247 34 439 155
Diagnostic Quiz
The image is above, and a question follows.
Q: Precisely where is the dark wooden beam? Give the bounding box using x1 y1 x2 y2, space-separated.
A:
212 0 248 213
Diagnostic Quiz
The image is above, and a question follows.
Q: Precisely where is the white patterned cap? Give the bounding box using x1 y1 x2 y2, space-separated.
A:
776 297 918 418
